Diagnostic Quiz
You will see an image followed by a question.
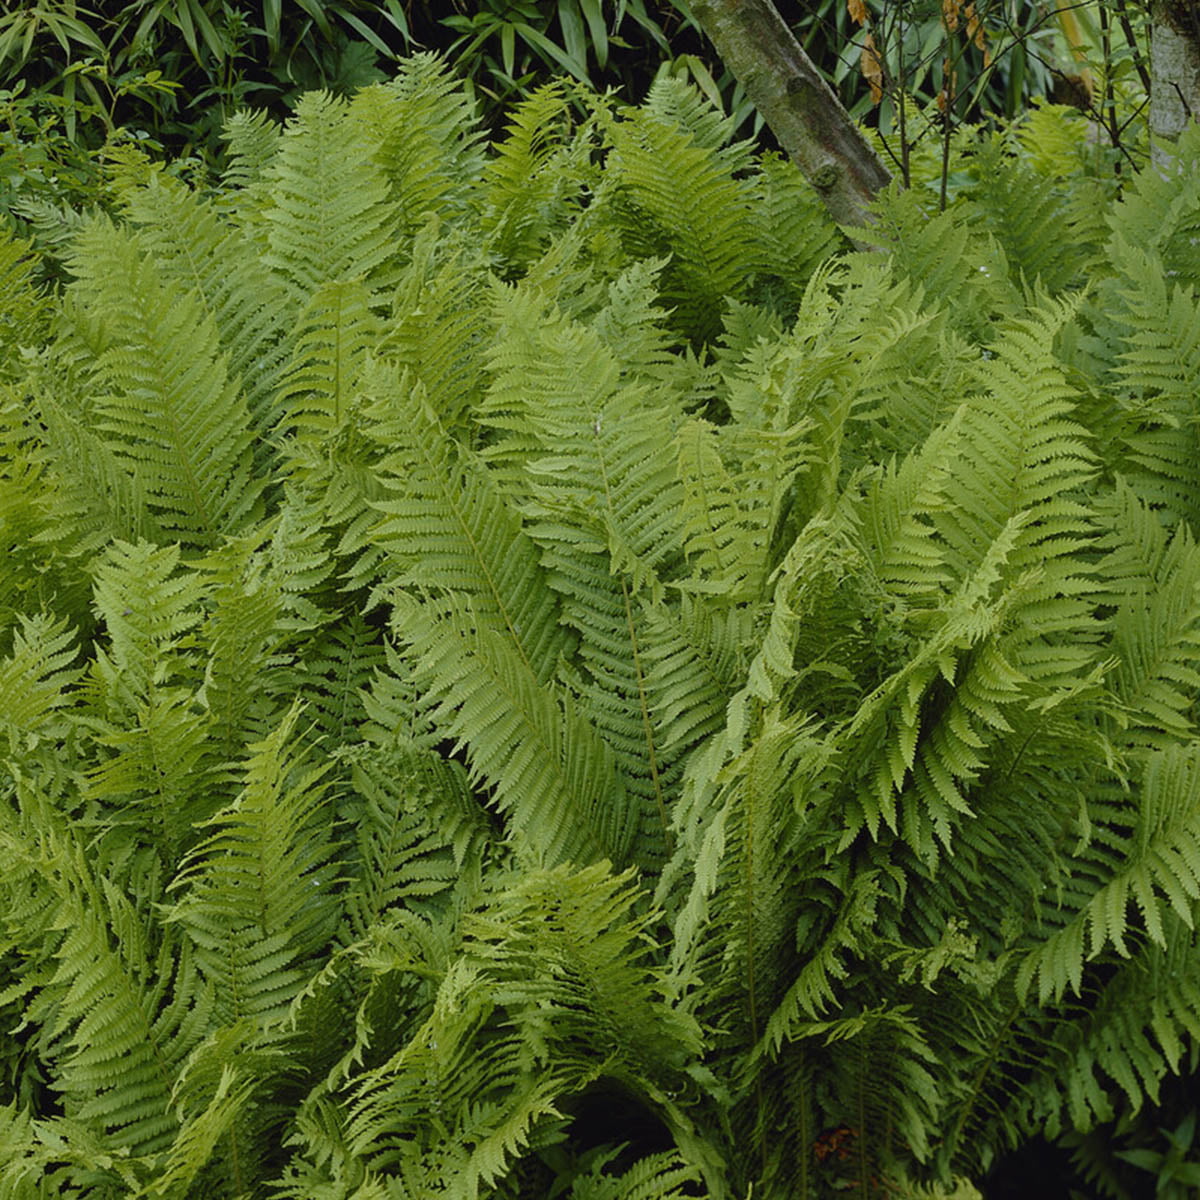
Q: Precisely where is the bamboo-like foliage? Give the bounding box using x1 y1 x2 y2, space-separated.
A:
1 58 1199 1200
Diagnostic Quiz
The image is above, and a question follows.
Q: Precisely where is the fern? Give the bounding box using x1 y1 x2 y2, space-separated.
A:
5 59 1200 1200
65 219 260 543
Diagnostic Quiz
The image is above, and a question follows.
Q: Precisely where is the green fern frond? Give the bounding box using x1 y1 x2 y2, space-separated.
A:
1103 121 1200 287
84 686 212 856
121 174 291 441
391 590 634 869
750 153 844 310
368 374 570 685
289 612 387 747
88 540 204 701
264 90 398 305
567 1148 705 1199
1097 483 1200 749
166 704 338 1027
0 614 79 748
0 231 48 379
339 742 486 942
351 53 484 239
966 140 1088 292
377 224 491 430
5 829 206 1154
486 283 685 585
32 384 157 553
220 107 281 200
344 864 698 1192
135 1064 256 1199
481 81 592 274
1018 744 1200 1005
1099 238 1200 527
65 217 260 542
277 277 380 442
597 85 760 343
861 185 1017 340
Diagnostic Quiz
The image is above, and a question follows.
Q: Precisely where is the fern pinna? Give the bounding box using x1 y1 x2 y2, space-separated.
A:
2 56 1200 1199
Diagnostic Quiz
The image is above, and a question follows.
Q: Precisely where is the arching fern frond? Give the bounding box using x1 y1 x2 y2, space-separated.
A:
1017 744 1200 1006
0 615 79 751
1097 482 1200 751
368 372 570 685
390 591 634 869
120 174 291 440
597 84 760 344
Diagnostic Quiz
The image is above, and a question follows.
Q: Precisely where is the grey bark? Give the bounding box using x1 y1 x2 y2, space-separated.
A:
690 0 891 227
1150 1 1200 168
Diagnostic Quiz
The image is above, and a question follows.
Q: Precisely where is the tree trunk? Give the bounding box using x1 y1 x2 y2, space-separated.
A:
1150 1 1200 168
689 0 891 227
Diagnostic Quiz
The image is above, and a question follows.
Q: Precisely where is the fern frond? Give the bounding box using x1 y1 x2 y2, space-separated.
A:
567 1148 705 1199
860 185 1017 340
88 539 204 701
165 704 338 1027
0 615 79 749
368 373 570 684
65 217 260 542
4 824 205 1154
277 277 380 443
263 90 397 305
750 152 843 311
1103 121 1200 287
219 107 280 209
1018 744 1200 1005
0 231 48 379
344 864 698 1191
966 140 1087 292
351 53 484 239
598 84 760 343
391 590 634 869
32 384 157 552
481 81 592 274
121 174 291 440
1097 483 1200 750
339 742 487 942
1100 238 1200 527
377 223 491 430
